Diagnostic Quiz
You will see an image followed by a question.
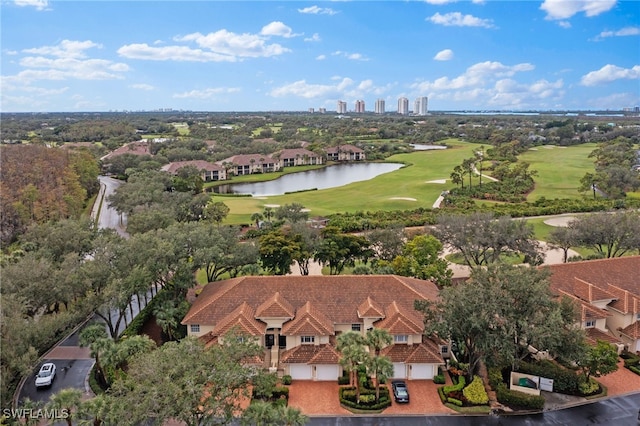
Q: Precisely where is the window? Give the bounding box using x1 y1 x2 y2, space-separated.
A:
637 313 640 320
585 320 596 328
301 336 315 344
394 335 408 343
190 324 200 333
441 346 449 354
237 336 245 343
351 324 362 332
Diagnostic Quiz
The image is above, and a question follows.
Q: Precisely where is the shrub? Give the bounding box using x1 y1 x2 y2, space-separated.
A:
338 386 391 411
518 360 580 394
433 374 445 384
338 375 351 385
495 385 545 411
446 397 463 406
273 386 289 399
578 378 599 396
281 375 292 385
443 375 466 394
437 386 447 403
463 376 489 405
629 365 640 376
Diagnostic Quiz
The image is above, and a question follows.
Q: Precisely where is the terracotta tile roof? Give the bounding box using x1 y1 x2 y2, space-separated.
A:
546 256 640 297
199 332 218 348
381 343 444 364
607 284 640 314
280 344 338 364
255 292 295 318
161 160 223 174
308 345 341 364
214 302 265 336
620 321 640 339
325 144 364 154
405 344 444 364
101 141 152 160
558 290 610 322
275 148 321 159
281 301 334 336
585 328 623 346
573 277 617 302
374 301 423 335
221 154 276 166
182 275 439 331
357 296 385 319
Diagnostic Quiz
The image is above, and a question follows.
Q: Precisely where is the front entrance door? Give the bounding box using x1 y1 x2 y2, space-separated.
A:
278 335 287 349
265 334 274 348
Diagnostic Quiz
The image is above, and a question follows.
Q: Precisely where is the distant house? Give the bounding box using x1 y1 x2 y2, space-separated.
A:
182 275 448 381
161 160 227 182
547 256 640 352
325 144 366 161
220 154 280 176
275 148 324 167
100 140 153 161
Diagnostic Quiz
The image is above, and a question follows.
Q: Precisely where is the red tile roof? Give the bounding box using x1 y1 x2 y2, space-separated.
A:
381 343 443 364
255 292 295 319
325 144 364 154
585 328 623 346
281 301 334 336
375 301 423 335
221 154 276 166
620 321 640 339
161 160 223 174
275 148 321 159
573 278 617 303
558 290 610 322
607 284 640 315
280 344 339 364
357 296 385 319
214 302 265 336
182 275 439 331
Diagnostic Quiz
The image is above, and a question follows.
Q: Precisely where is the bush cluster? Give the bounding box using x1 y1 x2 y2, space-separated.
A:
339 386 391 411
517 360 580 395
488 367 545 411
463 376 489 405
442 375 466 394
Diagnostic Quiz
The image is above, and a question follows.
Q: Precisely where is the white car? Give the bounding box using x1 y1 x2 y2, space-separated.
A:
35 363 56 388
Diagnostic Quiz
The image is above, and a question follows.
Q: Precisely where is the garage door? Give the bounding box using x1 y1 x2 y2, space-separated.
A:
289 364 313 380
392 362 406 379
410 363 434 379
315 365 340 381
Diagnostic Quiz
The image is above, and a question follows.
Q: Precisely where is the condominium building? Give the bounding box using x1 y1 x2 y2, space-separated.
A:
397 97 409 115
337 101 347 114
414 97 429 116
375 99 385 114
355 100 366 113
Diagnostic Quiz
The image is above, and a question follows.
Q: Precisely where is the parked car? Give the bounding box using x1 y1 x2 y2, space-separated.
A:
35 363 56 388
391 380 409 403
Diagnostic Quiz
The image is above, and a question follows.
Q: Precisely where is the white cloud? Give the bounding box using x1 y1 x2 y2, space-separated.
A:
298 5 338 15
173 87 241 99
580 64 640 86
540 0 616 20
130 84 155 91
260 21 296 38
269 77 394 100
23 40 102 59
168 29 291 59
316 54 327 60
305 33 321 42
411 61 535 91
594 26 640 40
331 51 369 61
427 12 495 28
14 0 48 11
118 43 236 62
434 49 454 61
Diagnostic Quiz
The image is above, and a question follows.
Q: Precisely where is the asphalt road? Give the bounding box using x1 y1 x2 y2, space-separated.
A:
97 175 128 236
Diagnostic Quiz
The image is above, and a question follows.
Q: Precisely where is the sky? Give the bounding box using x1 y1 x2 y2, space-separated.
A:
1 0 639 113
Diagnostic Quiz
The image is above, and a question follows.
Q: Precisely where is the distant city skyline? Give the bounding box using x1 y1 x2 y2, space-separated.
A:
1 1 639 112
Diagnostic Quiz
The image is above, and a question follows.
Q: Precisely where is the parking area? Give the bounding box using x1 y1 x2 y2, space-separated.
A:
287 380 455 416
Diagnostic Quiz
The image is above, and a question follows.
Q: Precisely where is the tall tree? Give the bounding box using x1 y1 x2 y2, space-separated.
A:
337 331 367 402
578 340 619 382
314 227 372 275
391 234 452 286
47 388 83 426
259 230 299 275
569 211 640 258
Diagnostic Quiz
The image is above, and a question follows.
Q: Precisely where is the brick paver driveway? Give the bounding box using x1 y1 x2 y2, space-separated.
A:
287 380 455 416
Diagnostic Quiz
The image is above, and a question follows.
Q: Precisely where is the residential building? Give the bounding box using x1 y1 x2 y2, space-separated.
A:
274 148 324 167
355 100 366 113
325 144 366 161
375 99 385 114
337 101 347 114
220 154 279 176
161 160 227 182
182 275 448 381
414 96 429 116
547 256 640 352
398 97 409 115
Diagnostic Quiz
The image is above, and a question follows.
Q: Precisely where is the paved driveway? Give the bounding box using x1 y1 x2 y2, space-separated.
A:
287 380 455 416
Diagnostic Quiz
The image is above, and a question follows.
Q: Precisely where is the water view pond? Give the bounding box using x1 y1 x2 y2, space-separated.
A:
213 162 404 196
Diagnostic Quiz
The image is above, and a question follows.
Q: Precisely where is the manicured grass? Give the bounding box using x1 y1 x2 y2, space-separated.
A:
520 144 597 201
172 122 190 135
212 140 485 224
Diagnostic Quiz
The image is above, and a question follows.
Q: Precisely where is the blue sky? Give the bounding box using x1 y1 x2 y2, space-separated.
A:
1 0 639 112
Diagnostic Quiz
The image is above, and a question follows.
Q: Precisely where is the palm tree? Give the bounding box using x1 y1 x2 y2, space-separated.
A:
77 394 110 426
365 328 392 357
47 388 82 426
366 355 394 403
250 212 264 228
153 300 179 341
337 331 367 402
19 398 43 426
276 405 309 426
240 401 274 426
79 324 112 388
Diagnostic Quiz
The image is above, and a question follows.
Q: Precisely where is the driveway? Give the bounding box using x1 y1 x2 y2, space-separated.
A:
287 380 455 416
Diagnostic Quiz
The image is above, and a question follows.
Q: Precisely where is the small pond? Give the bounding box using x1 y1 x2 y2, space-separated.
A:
213 162 403 196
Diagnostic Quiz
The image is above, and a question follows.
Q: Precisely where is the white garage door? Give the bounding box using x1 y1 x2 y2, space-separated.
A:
410 363 434 379
289 364 313 380
392 362 406 379
315 365 340 381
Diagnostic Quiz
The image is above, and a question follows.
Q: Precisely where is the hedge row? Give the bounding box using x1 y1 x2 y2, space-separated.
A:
488 367 545 411
442 375 466 394
517 360 580 395
339 387 391 411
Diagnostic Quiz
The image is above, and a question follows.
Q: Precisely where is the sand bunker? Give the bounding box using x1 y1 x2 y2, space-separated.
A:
263 204 280 208
390 197 417 201
426 179 447 184
544 216 576 227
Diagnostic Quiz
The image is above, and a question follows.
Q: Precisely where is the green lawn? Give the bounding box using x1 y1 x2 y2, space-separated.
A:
520 144 596 201
213 139 484 224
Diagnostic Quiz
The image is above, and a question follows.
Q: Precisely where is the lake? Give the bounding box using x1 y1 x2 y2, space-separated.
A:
213 162 404 196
